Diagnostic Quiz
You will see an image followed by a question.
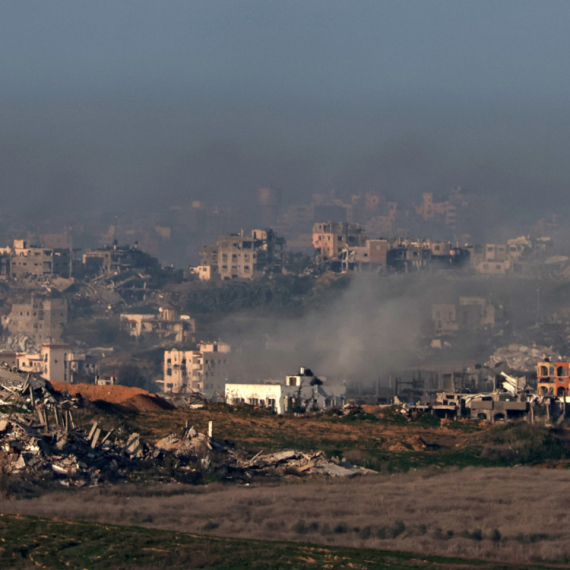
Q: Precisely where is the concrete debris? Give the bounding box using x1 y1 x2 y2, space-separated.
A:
486 344 561 372
242 449 375 477
0 367 372 489
0 334 38 354
0 368 159 487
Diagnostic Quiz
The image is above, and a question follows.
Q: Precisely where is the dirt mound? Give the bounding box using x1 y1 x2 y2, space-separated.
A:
123 394 174 412
50 381 172 410
388 435 428 452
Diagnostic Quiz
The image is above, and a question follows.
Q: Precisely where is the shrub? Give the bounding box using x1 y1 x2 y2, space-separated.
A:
333 523 349 534
434 527 454 540
293 520 307 534
389 520 406 538
202 521 219 531
376 527 387 539
490 529 502 543
460 529 483 541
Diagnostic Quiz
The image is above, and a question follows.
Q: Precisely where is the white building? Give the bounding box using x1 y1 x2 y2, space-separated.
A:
225 367 346 414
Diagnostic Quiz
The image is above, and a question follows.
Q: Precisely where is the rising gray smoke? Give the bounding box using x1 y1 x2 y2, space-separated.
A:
224 274 427 386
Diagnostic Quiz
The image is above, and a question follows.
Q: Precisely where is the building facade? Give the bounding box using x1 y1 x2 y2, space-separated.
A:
3 297 67 345
162 341 231 396
196 229 285 281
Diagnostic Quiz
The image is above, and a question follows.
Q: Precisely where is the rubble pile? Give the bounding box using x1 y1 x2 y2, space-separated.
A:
0 334 38 354
0 368 159 487
486 344 562 372
154 423 372 478
0 370 374 490
242 449 375 477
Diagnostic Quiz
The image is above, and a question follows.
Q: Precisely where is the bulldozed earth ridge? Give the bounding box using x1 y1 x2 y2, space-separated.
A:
0 513 561 570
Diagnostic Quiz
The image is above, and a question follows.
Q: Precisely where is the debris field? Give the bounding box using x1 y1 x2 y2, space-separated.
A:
0 367 374 490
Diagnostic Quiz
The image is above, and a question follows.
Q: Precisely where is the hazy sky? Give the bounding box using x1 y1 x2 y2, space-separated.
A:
2 1 570 215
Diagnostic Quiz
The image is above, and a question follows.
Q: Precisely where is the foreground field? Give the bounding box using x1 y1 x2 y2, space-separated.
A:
4 467 570 564
0 513 561 570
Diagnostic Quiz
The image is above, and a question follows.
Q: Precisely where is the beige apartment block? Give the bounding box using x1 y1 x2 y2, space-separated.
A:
3 297 67 344
120 306 195 344
162 341 231 396
196 229 285 281
312 222 368 262
16 343 95 383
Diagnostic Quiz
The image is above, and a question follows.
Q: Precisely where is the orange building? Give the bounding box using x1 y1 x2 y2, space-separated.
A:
537 361 570 397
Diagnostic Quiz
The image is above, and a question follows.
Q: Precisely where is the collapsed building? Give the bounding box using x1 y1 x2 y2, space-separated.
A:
225 367 346 414
431 375 529 422
432 297 505 336
82 242 162 277
311 224 470 273
0 369 372 488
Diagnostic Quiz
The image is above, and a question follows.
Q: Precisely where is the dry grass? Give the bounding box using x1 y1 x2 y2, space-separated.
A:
3 467 570 564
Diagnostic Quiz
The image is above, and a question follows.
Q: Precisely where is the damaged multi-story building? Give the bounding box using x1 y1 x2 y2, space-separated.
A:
432 297 505 336
312 222 368 267
467 236 536 275
336 236 469 273
162 341 231 396
2 297 67 345
225 367 346 414
0 240 73 279
82 241 162 277
120 306 196 345
15 343 96 383
536 360 570 397
193 229 285 281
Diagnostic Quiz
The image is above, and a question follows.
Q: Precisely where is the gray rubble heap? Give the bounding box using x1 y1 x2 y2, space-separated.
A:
0 369 374 489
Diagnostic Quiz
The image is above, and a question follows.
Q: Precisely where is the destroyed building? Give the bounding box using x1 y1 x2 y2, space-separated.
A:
82 242 161 277
0 368 372 488
432 297 505 336
161 341 231 396
340 239 390 272
2 297 67 345
225 367 346 414
432 387 529 422
193 229 286 281
0 240 73 279
312 222 368 266
385 238 469 272
326 234 469 273
536 360 570 397
120 305 196 345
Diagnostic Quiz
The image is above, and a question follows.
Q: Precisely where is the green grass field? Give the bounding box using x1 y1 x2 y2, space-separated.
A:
0 513 563 570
